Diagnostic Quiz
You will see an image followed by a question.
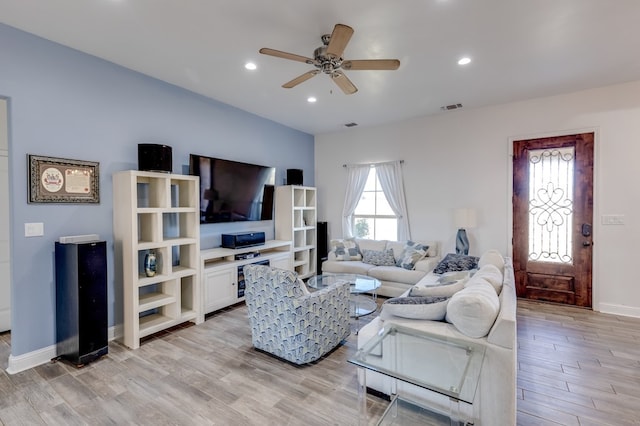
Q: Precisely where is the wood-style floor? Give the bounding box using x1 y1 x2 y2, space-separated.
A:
0 299 639 425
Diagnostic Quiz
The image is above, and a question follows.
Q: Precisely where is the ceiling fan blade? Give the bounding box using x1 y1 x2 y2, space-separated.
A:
259 48 314 64
342 59 401 71
331 70 358 95
326 24 354 59
282 70 320 88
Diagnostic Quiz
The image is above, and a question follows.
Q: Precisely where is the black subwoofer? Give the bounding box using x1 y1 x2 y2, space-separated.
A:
317 221 328 275
55 241 108 366
138 143 172 173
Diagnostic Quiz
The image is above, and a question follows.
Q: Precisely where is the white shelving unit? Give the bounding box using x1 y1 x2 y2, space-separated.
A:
275 185 317 279
113 170 201 349
200 240 292 315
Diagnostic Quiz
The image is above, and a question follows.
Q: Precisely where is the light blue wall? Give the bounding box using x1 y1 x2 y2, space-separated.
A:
0 23 314 357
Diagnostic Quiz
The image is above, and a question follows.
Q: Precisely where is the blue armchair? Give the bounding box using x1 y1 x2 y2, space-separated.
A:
243 265 351 364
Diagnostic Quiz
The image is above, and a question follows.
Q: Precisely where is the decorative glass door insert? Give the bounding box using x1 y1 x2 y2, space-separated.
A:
528 147 575 264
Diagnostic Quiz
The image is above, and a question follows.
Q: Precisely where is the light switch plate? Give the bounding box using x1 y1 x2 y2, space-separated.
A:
24 222 44 237
601 215 625 225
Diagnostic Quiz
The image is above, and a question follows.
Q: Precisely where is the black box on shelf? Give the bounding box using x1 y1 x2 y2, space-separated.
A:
221 231 266 249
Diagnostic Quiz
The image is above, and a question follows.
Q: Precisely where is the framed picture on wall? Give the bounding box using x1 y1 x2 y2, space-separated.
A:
28 154 100 203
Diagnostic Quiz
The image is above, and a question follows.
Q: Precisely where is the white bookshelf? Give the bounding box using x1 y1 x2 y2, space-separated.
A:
113 170 201 349
275 186 317 279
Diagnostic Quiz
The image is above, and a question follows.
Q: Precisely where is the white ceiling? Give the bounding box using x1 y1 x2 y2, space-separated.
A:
2 0 640 135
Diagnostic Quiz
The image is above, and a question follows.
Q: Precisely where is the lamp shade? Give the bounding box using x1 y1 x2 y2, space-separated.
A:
454 208 477 229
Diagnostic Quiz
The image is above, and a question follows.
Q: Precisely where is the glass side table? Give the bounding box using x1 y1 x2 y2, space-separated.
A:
348 323 486 426
307 274 381 318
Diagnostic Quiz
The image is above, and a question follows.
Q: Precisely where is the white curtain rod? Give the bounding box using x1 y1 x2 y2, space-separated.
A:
342 159 404 168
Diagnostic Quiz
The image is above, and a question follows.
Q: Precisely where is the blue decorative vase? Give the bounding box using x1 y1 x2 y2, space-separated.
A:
456 228 470 255
144 252 157 277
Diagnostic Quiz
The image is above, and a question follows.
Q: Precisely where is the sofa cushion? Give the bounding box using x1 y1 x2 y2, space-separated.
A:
329 237 362 261
396 241 429 270
383 296 450 320
471 264 503 294
433 253 479 274
446 280 500 338
386 240 407 262
478 249 505 273
356 238 388 253
368 266 427 285
322 260 376 275
409 279 465 298
362 248 397 266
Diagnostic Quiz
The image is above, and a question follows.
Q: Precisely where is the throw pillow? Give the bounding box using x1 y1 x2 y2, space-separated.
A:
329 238 362 261
396 240 429 270
362 248 397 266
469 264 503 294
383 296 450 320
478 250 505 273
446 280 500 338
409 280 465 298
433 253 479 274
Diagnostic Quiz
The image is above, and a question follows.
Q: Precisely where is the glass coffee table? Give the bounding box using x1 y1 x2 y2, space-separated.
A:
349 323 486 425
307 274 381 318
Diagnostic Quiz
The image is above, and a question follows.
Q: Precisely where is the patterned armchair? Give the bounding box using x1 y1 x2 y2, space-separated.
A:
243 264 351 364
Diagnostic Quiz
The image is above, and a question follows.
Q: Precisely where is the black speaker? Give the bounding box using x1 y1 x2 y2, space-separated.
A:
55 241 108 366
138 143 172 173
317 221 328 275
287 168 303 185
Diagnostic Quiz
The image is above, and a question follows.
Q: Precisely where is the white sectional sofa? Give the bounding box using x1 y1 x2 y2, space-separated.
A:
356 251 517 426
321 238 440 297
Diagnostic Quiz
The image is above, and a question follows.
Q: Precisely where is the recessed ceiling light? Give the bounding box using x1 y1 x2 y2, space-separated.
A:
307 97 317 103
458 57 471 65
245 62 257 70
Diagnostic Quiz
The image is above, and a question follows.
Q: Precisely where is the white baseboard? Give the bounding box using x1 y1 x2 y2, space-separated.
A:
6 344 56 375
6 324 123 375
597 303 640 318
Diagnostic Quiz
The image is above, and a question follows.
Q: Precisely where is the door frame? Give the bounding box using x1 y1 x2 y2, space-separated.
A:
507 127 600 308
0 96 11 332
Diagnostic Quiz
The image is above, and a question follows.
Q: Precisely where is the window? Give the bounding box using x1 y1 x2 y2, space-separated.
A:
353 167 398 240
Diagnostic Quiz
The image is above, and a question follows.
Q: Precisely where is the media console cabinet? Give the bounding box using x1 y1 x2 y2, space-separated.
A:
200 240 293 315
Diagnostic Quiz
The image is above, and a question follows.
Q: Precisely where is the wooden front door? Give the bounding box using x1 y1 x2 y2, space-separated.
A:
513 133 594 307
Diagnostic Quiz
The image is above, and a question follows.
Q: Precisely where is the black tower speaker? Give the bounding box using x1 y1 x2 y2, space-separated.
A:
55 240 108 366
287 168 303 185
138 143 172 173
317 221 328 275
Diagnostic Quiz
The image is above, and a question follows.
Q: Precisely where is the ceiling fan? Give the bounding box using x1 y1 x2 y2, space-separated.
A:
259 24 400 95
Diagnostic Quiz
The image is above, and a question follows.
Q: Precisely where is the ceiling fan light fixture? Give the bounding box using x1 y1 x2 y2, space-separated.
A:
307 97 317 103
458 57 471 65
244 62 257 70
259 23 399 95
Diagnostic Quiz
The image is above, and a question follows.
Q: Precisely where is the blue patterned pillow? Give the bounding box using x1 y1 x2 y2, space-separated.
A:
433 253 479 274
330 238 362 261
362 248 396 266
383 296 450 320
396 240 429 270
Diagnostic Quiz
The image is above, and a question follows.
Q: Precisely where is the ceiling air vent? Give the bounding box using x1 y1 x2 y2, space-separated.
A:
344 122 358 127
441 103 463 111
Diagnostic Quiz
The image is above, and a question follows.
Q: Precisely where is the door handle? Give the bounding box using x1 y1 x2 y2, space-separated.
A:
582 241 593 247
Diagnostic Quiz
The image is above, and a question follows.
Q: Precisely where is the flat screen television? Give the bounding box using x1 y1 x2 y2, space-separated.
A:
189 154 276 224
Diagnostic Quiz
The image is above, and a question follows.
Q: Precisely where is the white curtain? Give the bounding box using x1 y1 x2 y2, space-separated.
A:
376 161 411 240
341 164 371 237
